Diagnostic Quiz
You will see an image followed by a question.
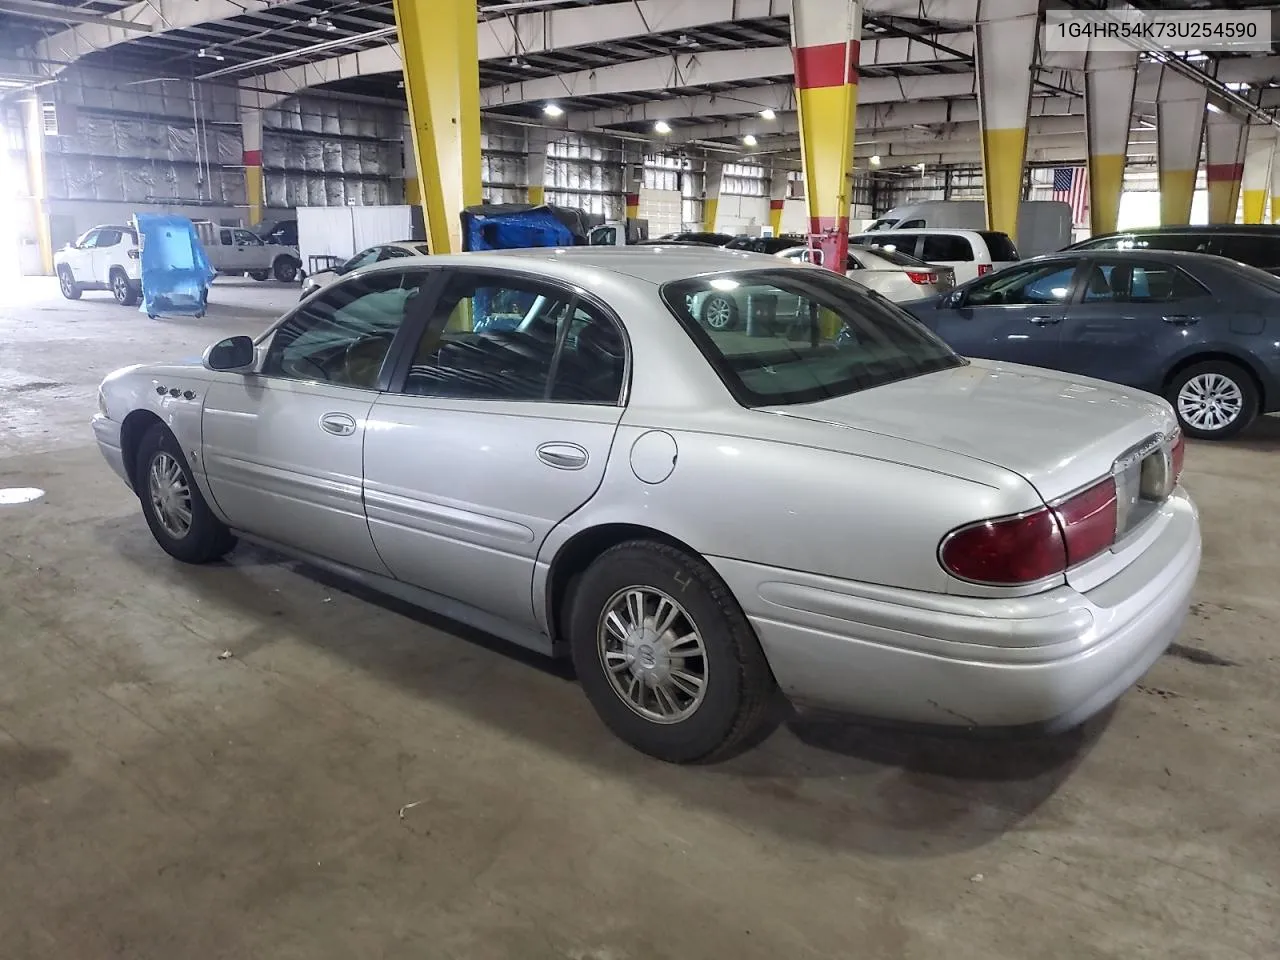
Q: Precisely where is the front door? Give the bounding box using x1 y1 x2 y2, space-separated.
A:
1057 257 1216 391
201 267 434 573
935 258 1083 369
364 269 629 629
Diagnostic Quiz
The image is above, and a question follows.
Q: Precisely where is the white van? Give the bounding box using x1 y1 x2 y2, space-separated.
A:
850 228 1019 284
866 200 1071 257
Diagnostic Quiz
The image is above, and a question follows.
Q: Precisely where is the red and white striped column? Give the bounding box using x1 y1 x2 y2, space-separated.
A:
791 0 860 272
241 104 264 226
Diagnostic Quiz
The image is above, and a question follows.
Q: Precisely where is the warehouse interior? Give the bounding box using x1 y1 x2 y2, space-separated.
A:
1 1 1279 958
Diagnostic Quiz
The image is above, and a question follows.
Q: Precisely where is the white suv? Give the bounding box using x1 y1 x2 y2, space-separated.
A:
55 225 143 305
850 228 1019 283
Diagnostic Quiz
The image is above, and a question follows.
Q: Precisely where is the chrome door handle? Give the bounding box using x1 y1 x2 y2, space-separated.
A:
319 412 357 437
537 442 588 470
1162 314 1199 325
1028 315 1061 325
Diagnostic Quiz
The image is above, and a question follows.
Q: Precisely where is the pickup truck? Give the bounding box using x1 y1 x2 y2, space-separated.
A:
192 220 302 283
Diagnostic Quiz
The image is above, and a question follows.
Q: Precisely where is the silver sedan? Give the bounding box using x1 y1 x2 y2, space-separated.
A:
93 247 1201 763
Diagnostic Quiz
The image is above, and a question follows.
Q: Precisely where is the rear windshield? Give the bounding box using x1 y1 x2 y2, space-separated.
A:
978 231 1019 260
856 245 928 268
660 269 963 407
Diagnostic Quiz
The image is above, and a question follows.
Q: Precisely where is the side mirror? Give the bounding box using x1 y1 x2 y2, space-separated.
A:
940 288 964 309
204 336 255 373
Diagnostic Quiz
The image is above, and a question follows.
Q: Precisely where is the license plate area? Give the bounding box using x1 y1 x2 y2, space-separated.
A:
1113 436 1175 541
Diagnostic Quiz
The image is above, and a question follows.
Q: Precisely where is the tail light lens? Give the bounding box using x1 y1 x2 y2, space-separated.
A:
1171 430 1185 482
906 271 938 285
977 263 993 276
127 249 140 259
940 477 1118 586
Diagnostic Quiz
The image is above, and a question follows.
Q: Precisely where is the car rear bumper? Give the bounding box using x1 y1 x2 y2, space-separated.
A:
709 490 1200 731
92 414 131 488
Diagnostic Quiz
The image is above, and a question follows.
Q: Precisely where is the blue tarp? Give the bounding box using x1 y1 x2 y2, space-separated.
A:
136 214 216 318
461 206 576 253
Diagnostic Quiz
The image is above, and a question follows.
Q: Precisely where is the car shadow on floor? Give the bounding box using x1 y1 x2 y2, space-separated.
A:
110 530 1106 859
1225 412 1280 452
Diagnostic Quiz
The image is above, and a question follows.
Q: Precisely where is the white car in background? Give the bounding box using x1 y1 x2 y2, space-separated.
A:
851 227 1020 283
55 224 143 306
299 241 431 299
776 244 956 302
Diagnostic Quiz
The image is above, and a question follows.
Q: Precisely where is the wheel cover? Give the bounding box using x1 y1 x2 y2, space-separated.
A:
113 276 128 301
704 296 733 329
59 272 73 295
148 452 193 539
1178 373 1244 432
597 586 708 724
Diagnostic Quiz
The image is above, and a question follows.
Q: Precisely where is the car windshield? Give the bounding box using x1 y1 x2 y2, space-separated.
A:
660 269 963 407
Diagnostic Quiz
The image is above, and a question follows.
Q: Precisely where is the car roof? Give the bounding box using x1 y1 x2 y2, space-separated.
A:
352 245 803 286
853 227 1003 238
1089 224 1280 236
1028 248 1225 264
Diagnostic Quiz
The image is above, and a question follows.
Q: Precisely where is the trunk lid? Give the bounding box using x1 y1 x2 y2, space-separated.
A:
760 358 1177 504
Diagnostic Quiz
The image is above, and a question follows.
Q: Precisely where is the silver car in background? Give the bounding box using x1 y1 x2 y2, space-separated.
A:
776 243 956 302
93 247 1200 763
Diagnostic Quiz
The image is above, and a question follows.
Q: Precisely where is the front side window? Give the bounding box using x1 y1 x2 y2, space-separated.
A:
233 229 262 246
75 229 100 249
1081 261 1207 303
338 247 384 274
263 270 426 388
661 269 963 407
965 261 1079 307
401 273 626 404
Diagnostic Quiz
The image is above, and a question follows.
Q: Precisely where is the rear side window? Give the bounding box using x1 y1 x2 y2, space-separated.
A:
1139 233 1209 253
96 229 122 247
977 232 1019 261
1081 262 1207 303
921 235 974 261
1209 234 1280 269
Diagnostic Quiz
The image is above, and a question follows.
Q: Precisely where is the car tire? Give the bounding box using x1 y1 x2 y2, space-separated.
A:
567 540 780 763
272 256 300 283
249 270 270 281
700 293 739 331
57 266 81 300
1166 360 1259 440
135 423 236 564
111 269 139 306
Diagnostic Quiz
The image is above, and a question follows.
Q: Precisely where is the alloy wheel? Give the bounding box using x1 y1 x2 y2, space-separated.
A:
597 586 708 724
148 452 193 539
703 296 733 330
1177 373 1244 433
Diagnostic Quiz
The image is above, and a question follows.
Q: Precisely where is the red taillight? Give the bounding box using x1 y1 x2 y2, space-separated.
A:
1055 478 1118 567
906 270 938 285
940 477 1118 586
1171 430 1185 483
977 263 993 276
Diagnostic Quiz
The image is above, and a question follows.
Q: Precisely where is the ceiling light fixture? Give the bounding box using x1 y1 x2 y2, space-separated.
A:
759 108 776 120
743 133 758 147
543 102 564 117
197 48 226 61
654 119 672 134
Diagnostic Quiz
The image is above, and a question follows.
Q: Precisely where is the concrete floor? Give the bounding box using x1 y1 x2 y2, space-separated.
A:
0 276 1277 959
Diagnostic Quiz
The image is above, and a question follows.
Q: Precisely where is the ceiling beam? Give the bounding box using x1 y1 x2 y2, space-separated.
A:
0 0 153 32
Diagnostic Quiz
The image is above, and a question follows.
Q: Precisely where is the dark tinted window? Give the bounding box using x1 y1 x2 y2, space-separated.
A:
1208 234 1280 269
921 235 974 261
859 246 929 268
898 219 926 229
1134 233 1209 253
965 261 1078 307
96 229 122 247
978 232 1019 261
265 271 425 388
402 274 625 404
661 269 963 407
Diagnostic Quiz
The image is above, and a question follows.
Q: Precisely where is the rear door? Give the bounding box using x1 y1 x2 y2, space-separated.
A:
933 258 1083 368
363 269 628 629
1057 257 1217 391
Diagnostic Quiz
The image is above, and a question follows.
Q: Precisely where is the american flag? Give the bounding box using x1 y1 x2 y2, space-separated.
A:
1053 167 1090 226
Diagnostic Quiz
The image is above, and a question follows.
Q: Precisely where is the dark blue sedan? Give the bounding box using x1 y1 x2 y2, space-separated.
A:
902 249 1280 439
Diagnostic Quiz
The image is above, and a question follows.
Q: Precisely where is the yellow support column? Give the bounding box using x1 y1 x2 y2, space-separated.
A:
975 0 1039 244
526 129 548 205
22 98 52 275
394 0 481 254
1271 140 1280 224
1205 108 1246 224
791 0 860 271
1156 68 1207 226
768 170 788 236
1084 52 1137 237
241 104 264 226
702 161 723 233
402 121 421 205
1240 127 1272 224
